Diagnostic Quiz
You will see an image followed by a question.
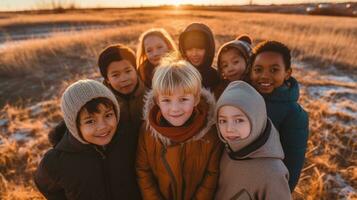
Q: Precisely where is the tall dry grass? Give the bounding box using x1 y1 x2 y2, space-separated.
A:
0 9 356 199
1 10 356 78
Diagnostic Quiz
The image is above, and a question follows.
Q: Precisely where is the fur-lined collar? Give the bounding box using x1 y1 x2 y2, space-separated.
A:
142 88 216 146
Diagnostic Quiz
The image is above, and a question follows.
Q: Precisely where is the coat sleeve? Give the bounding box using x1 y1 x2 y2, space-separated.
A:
264 168 292 200
280 104 309 191
194 137 223 200
34 151 67 200
136 124 164 200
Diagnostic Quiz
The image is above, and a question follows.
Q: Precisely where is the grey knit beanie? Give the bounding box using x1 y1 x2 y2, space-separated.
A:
60 79 120 144
216 81 267 151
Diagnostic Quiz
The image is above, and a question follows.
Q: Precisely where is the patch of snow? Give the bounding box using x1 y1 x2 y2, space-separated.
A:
0 119 8 127
9 131 32 142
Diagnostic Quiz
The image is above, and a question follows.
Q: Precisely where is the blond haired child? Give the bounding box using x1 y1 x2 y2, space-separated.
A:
136 28 177 88
136 55 222 200
215 81 291 200
34 80 141 199
214 34 253 99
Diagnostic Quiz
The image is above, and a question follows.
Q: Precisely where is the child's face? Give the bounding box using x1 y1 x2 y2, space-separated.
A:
220 49 247 82
250 51 291 94
157 89 197 127
78 104 117 146
218 105 251 141
185 48 206 67
144 35 169 66
106 60 138 95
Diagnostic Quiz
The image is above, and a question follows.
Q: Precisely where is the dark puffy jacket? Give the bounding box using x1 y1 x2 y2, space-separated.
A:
34 122 141 200
263 77 309 191
179 23 220 91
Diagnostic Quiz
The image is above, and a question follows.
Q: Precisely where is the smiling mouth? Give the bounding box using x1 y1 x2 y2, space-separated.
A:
95 131 110 138
258 82 272 87
121 84 132 89
226 136 241 141
226 72 239 78
169 113 184 118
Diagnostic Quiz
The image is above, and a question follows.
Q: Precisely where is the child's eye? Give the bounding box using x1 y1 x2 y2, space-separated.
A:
221 64 227 69
160 99 170 103
105 112 114 118
233 60 240 64
218 119 226 124
179 98 189 102
84 119 95 125
234 119 242 123
253 68 262 73
126 70 132 74
271 68 279 73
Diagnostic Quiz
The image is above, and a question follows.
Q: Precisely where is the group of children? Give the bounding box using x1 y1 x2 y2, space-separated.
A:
34 22 309 200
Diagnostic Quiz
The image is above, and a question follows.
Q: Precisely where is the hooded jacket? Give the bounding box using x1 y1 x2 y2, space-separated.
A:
34 123 141 200
104 77 147 129
215 81 291 200
263 77 309 191
136 88 222 200
214 39 253 99
179 23 220 91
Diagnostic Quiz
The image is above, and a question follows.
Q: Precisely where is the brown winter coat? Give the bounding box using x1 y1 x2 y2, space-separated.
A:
136 88 223 200
104 78 147 128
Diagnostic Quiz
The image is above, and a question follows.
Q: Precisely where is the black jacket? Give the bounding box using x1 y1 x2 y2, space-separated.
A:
34 122 141 200
179 22 220 91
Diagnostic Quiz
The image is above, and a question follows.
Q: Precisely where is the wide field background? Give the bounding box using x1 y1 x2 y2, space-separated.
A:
0 8 356 199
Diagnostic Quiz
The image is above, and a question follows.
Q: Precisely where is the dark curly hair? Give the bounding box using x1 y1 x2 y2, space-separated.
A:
250 40 291 70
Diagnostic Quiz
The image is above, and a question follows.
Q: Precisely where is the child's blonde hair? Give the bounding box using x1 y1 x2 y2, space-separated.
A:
136 28 177 68
152 53 202 103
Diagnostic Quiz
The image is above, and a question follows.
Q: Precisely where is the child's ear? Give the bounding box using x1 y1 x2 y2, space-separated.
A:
194 96 201 106
104 78 110 85
285 68 292 81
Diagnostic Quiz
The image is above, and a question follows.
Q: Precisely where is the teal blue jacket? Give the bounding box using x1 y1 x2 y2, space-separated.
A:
263 77 309 192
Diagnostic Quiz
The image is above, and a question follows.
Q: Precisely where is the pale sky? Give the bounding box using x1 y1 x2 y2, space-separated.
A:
0 0 354 11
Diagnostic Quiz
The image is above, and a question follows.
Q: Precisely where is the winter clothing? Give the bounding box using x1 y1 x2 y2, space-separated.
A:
215 81 291 200
217 39 252 74
138 60 156 88
98 44 137 79
179 23 220 91
34 123 141 200
104 77 147 128
262 77 309 191
60 79 120 144
214 38 252 99
136 88 222 200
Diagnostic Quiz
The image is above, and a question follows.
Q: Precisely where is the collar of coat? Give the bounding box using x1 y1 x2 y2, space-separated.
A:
143 87 216 146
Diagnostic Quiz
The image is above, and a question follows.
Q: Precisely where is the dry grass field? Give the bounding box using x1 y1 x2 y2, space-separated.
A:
0 8 356 199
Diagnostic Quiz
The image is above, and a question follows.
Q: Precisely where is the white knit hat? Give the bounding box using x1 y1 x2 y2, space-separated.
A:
60 79 120 144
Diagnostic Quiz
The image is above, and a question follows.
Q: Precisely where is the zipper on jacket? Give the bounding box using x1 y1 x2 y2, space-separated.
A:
161 147 178 200
94 145 106 159
93 145 112 199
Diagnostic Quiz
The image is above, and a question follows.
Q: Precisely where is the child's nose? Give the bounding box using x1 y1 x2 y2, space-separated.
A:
226 122 234 132
170 102 180 111
97 119 108 130
261 70 269 78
